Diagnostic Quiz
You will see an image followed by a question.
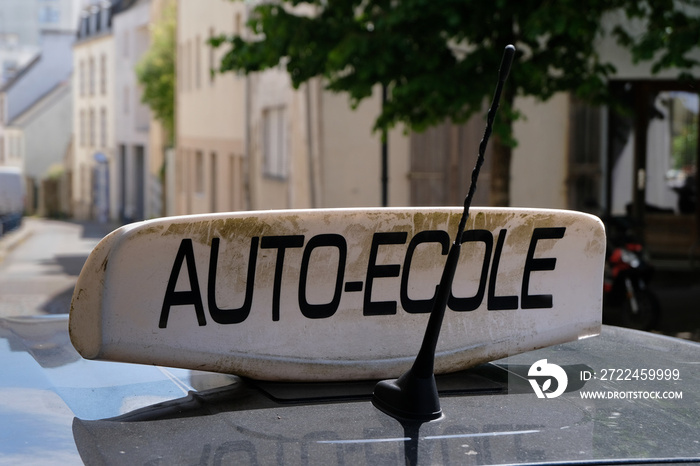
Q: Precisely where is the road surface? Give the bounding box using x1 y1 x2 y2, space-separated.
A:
0 218 116 317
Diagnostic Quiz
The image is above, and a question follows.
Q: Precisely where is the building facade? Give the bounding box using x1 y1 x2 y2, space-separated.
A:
175 0 247 215
72 1 118 220
112 0 155 222
0 29 75 217
6 80 72 216
61 0 700 266
175 0 411 215
0 0 41 86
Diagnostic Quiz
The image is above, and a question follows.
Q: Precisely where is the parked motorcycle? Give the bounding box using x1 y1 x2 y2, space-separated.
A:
603 217 660 331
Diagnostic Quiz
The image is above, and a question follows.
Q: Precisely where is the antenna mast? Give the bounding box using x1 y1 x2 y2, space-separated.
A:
372 44 515 422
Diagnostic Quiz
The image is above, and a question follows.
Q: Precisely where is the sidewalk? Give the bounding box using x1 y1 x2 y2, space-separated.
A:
0 219 34 264
649 262 700 342
0 217 121 265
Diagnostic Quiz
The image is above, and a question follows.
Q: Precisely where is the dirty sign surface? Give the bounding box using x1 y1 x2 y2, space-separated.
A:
69 207 605 381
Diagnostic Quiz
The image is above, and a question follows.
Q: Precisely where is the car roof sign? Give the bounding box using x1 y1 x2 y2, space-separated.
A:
69 206 605 381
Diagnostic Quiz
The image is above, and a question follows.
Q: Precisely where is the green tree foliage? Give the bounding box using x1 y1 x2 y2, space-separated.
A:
211 0 700 205
136 0 176 146
613 0 700 76
672 116 698 170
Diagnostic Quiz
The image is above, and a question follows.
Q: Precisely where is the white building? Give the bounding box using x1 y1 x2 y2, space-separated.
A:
38 0 84 33
6 80 72 216
0 29 75 216
72 1 118 220
112 0 155 221
0 0 40 86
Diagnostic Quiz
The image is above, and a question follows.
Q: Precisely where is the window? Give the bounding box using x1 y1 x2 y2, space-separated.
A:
80 164 86 202
664 91 698 212
195 150 204 194
196 35 201 89
210 152 217 211
262 106 288 179
177 44 182 92
229 154 245 211
88 57 95 95
567 98 601 212
79 60 85 97
209 28 215 85
79 109 85 146
607 81 700 258
100 107 107 147
89 108 95 146
83 164 91 200
135 26 149 59
176 148 185 194
100 54 107 95
38 4 60 24
187 40 191 91
135 84 150 130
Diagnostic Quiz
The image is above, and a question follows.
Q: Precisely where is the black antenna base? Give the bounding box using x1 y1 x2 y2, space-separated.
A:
372 368 442 422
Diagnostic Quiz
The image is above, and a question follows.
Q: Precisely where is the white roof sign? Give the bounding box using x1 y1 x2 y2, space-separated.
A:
70 207 605 381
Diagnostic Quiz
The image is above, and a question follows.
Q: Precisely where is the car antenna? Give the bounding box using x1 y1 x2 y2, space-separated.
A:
372 44 515 422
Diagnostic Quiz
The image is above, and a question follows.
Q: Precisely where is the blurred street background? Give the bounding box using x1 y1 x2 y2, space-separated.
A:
1 1 700 342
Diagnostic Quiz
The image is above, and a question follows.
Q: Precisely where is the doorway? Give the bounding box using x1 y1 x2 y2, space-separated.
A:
607 80 699 259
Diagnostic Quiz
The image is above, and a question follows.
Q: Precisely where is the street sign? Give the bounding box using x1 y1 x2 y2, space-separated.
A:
70 207 605 381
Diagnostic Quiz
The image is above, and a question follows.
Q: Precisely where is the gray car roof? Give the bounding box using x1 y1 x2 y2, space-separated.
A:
1 315 698 465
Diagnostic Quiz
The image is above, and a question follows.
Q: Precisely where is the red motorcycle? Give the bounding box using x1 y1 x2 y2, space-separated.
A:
603 217 660 331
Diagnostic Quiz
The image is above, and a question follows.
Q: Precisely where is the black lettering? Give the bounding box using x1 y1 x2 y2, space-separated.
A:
344 281 363 292
261 235 305 321
487 229 518 310
449 229 493 311
400 230 450 314
521 227 566 309
159 239 206 328
298 234 347 319
207 237 258 324
364 232 408 315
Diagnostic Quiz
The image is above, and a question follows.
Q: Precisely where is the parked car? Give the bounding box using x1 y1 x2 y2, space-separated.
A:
2 45 697 464
0 167 24 235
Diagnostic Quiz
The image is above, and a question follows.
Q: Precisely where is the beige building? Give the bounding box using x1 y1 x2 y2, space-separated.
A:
172 5 600 216
175 0 247 215
174 2 700 265
175 0 411 215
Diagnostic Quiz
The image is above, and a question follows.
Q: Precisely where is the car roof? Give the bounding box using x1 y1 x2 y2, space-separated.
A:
2 314 698 465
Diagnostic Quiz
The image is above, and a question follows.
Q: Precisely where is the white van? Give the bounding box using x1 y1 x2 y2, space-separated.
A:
0 166 24 234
